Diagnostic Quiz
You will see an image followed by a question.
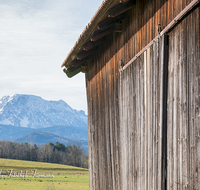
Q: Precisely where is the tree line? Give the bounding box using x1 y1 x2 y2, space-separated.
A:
0 141 88 168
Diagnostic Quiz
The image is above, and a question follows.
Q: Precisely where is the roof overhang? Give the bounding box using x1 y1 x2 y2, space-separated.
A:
62 0 136 78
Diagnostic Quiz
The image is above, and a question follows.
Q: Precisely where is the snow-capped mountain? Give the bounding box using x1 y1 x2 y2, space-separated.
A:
0 94 88 129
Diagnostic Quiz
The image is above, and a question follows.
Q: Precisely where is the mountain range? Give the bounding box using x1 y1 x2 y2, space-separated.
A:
0 94 87 128
0 94 88 153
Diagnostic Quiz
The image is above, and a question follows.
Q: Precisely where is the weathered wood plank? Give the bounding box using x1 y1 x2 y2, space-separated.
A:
147 0 151 45
164 0 167 29
173 0 176 20
157 0 161 30
186 10 190 189
173 24 178 190
180 13 188 190
160 0 164 29
157 36 163 190
156 37 161 190
135 1 140 56
178 21 183 190
159 10 166 190
119 63 124 190
186 11 192 189
125 11 129 64
152 0 156 41
89 58 95 189
177 23 181 190
99 48 105 190
149 45 153 190
95 55 100 190
167 31 174 190
138 57 142 190
150 0 154 42
124 58 129 190
106 57 111 190
188 10 195 190
194 7 200 190
167 0 171 25
147 47 151 190
153 38 158 190
106 44 113 190
96 51 101 190
139 54 145 190
115 33 121 190
144 50 148 190
132 61 136 190
128 8 133 61
135 58 140 190
192 8 199 189
109 34 116 190
89 60 94 190
142 0 146 51
86 59 93 190
128 58 134 190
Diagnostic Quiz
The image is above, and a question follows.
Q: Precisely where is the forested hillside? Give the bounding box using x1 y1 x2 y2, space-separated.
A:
0 140 88 168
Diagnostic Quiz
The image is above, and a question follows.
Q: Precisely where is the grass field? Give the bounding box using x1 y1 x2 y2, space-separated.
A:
0 158 89 190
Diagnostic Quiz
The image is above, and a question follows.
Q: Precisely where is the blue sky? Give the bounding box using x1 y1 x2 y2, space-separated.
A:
0 0 103 113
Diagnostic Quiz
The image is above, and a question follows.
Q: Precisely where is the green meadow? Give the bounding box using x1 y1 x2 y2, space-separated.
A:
0 158 89 190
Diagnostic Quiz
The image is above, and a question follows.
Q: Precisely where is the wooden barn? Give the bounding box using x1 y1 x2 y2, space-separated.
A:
62 0 200 189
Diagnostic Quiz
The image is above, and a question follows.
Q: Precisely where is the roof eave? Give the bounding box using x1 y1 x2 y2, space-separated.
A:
61 0 114 70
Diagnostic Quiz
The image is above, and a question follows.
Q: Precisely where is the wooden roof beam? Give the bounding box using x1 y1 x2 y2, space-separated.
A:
114 23 123 32
90 23 122 41
119 0 130 3
107 1 136 17
63 65 82 78
82 37 106 51
76 47 98 60
90 28 113 41
81 65 88 73
71 56 91 67
97 14 124 29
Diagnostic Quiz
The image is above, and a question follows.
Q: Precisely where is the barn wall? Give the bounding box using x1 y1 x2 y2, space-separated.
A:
85 1 199 190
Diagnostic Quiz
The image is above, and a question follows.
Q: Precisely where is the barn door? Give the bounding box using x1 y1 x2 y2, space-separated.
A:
167 7 200 189
119 34 168 190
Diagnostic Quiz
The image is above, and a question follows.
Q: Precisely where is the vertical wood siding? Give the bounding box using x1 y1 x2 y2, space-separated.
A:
85 1 200 189
167 6 200 190
119 35 168 190
86 32 122 190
